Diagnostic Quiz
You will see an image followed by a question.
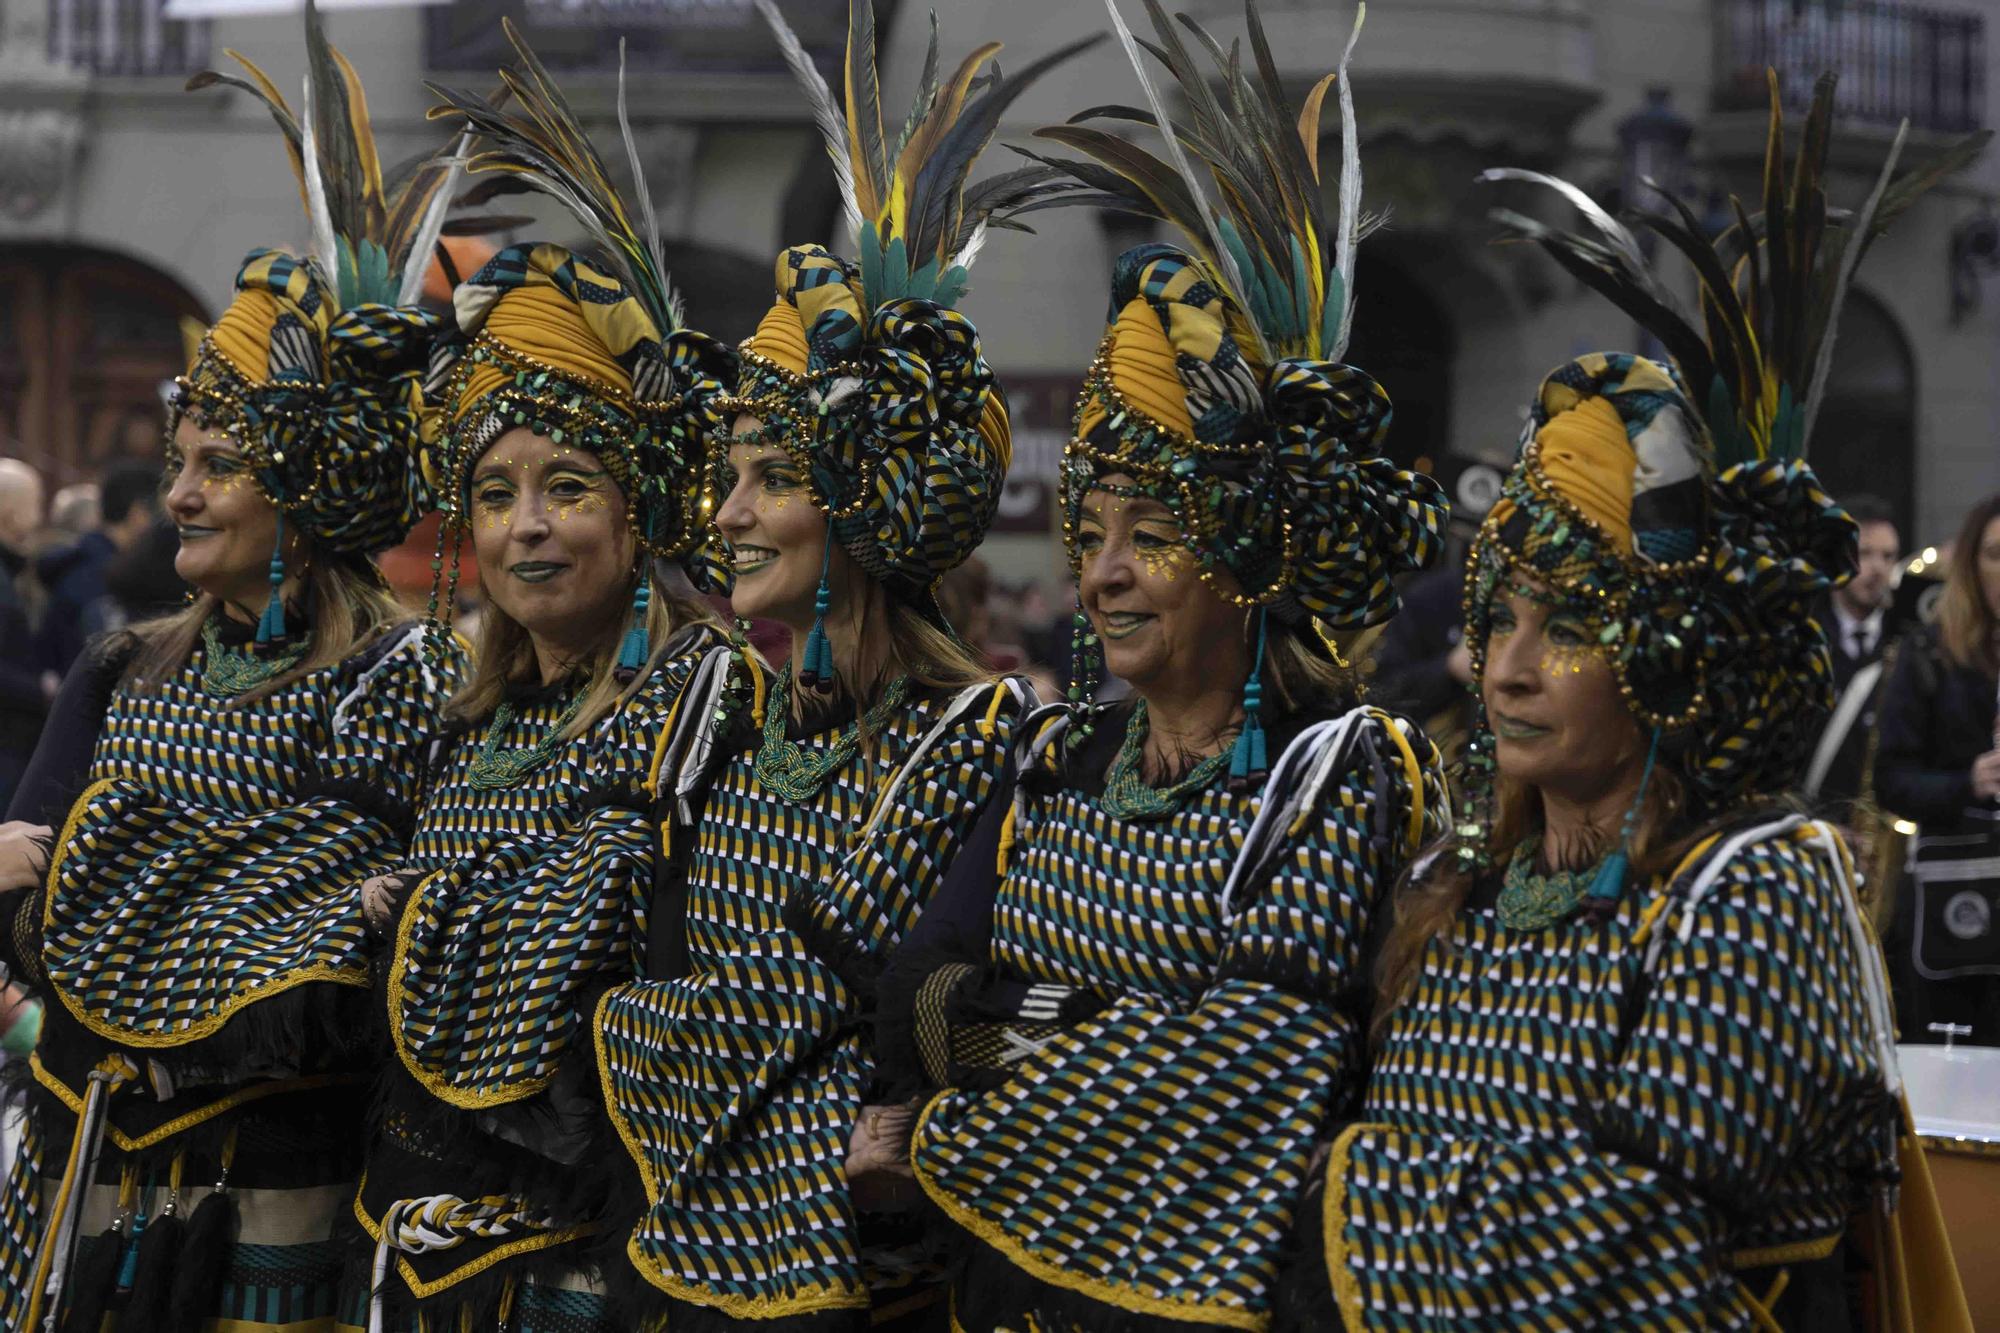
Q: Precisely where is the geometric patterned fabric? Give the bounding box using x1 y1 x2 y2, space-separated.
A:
593 677 1021 1318
358 631 722 1327
1327 820 1901 1329
913 703 1446 1329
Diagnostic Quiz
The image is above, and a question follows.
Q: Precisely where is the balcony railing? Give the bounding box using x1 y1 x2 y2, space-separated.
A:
47 0 209 77
1716 0 1985 134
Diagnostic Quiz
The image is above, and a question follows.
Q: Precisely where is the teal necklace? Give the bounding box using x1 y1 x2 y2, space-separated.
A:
200 617 303 698
1495 838 1608 931
1101 699 1232 819
468 685 590 790
754 664 911 802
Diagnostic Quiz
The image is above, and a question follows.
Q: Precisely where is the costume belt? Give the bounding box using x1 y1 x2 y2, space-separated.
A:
367 1192 547 1332
24 1053 139 1331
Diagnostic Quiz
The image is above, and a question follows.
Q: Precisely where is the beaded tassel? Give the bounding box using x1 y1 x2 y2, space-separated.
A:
615 575 652 683
1583 726 1661 920
1228 609 1270 791
799 538 835 690
255 511 287 646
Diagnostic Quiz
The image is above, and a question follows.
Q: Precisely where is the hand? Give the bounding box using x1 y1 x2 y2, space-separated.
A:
1972 750 2000 802
0 823 52 894
846 1102 918 1212
360 872 411 937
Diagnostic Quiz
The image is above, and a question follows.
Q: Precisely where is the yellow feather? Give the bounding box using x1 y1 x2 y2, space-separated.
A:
327 44 384 222
1296 71 1338 182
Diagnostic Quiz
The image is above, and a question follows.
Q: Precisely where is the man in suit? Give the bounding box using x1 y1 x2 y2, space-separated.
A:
1806 493 1901 819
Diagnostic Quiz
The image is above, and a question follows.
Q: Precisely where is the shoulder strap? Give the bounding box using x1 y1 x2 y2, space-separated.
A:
647 642 741 823
856 675 1036 842
1219 707 1377 920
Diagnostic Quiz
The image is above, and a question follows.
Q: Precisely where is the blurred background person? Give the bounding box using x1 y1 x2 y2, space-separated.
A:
34 460 162 676
43 483 100 543
0 459 49 809
1875 491 2000 1045
1803 492 1900 831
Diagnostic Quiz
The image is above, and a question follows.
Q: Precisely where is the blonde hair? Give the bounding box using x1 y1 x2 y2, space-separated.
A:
123 541 409 704
1936 493 2000 678
448 567 722 744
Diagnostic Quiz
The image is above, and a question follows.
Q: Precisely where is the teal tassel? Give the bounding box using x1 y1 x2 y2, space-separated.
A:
1228 610 1271 791
799 539 835 690
254 512 286 646
614 578 652 683
116 1209 146 1290
1585 727 1662 916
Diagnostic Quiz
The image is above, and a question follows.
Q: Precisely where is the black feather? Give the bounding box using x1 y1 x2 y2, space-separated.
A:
166 1191 236 1332
119 1209 187 1333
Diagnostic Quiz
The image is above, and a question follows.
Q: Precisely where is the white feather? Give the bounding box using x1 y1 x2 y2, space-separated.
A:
948 218 987 272
754 0 862 248
618 40 682 331
1103 0 1260 357
1331 2 1365 359
1476 167 1652 274
300 72 341 290
396 133 471 307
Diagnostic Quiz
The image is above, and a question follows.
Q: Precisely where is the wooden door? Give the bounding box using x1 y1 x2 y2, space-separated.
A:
0 245 206 485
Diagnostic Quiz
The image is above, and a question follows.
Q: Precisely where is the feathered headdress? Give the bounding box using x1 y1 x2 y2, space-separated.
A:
424 22 739 676
1021 0 1444 788
1483 71 1991 466
175 0 457 646
1020 0 1374 363
754 0 1100 313
188 0 461 311
727 0 1094 690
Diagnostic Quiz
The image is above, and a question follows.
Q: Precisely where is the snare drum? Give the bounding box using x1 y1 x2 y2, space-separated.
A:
1899 1043 2000 1324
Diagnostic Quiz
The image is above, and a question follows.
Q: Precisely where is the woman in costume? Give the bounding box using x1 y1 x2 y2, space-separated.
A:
0 15 460 1329
1320 75 1973 1331
899 7 1449 1330
347 29 741 1332
576 2 1092 1325
1874 491 2000 1045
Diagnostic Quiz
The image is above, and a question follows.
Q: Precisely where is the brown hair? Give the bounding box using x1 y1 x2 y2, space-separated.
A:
1263 620 1361 718
123 540 409 704
1370 762 1698 1045
1935 492 2000 678
448 567 722 744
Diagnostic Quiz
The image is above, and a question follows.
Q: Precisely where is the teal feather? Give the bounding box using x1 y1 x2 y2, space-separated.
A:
1215 216 1263 319
933 264 969 310
906 256 940 303
1318 267 1344 357
882 234 910 301
860 220 884 310
1252 251 1289 344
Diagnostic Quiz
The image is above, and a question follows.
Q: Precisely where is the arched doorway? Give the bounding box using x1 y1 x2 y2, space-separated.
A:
1343 252 1455 470
1808 290 1916 538
0 245 207 486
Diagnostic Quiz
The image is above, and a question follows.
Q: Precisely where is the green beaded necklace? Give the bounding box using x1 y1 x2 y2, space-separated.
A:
468 686 590 790
200 617 304 698
1495 838 1608 931
1101 699 1232 818
754 664 911 802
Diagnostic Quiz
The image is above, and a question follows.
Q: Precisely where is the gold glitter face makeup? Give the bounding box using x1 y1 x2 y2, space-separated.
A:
1480 580 1645 801
713 427 831 628
468 428 636 656
163 416 285 611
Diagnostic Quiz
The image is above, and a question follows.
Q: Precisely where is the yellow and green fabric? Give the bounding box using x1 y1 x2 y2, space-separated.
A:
349 626 731 1332
0 617 461 1331
1463 352 1856 825
1323 818 1901 1330
588 672 1026 1325
174 248 439 556
908 701 1447 1332
1065 244 1445 631
426 242 738 592
723 244 1011 609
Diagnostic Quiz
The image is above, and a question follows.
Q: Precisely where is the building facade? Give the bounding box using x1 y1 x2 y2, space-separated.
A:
1 0 1994 590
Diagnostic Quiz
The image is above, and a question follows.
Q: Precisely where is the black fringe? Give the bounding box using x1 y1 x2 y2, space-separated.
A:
165 1189 235 1329
872 930 983 1103
943 1226 1223 1333
59 1228 123 1332
1269 1170 1341 1333
120 1209 186 1333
